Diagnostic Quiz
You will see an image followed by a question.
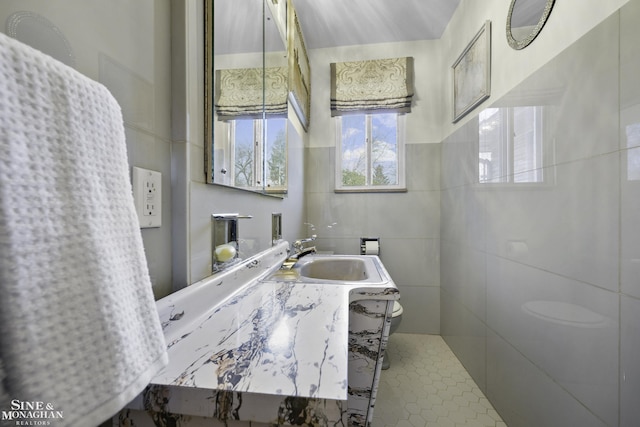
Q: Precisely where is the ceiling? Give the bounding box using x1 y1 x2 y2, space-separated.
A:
214 0 462 55
291 0 461 49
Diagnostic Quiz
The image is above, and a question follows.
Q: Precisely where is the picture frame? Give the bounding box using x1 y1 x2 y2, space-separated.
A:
452 20 491 123
287 0 310 131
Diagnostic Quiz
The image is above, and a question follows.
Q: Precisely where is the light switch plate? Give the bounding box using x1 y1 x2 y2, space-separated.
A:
133 166 162 228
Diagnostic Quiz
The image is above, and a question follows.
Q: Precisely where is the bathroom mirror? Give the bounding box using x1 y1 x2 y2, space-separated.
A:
204 0 288 194
506 0 555 50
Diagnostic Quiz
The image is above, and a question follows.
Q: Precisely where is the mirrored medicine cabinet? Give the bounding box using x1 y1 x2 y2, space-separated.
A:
204 0 295 196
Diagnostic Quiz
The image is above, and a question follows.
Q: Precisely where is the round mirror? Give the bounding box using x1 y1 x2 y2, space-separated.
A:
506 0 555 50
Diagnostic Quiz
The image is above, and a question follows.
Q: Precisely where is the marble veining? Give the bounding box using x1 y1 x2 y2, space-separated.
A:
346 299 392 425
154 274 350 400
116 243 399 426
120 386 348 426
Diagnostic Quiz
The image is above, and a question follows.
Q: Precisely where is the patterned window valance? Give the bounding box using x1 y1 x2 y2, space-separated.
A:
330 57 414 116
215 67 288 119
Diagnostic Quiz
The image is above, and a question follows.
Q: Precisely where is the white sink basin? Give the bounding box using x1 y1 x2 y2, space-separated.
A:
293 255 385 284
299 257 368 281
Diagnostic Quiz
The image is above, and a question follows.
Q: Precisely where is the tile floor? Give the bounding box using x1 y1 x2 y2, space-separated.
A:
372 334 507 427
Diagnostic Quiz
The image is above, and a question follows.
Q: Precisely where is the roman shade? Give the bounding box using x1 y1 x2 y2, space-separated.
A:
330 57 414 116
215 66 288 119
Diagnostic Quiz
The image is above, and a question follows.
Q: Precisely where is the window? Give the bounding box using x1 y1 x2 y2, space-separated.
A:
229 117 287 190
626 123 640 181
478 106 548 184
336 113 406 192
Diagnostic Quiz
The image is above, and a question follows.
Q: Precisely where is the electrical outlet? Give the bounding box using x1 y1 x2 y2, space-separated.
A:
133 166 162 228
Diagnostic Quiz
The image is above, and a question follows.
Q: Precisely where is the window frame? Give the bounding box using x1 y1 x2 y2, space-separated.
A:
227 117 288 193
335 112 407 193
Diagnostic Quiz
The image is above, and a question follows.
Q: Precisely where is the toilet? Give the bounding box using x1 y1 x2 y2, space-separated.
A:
382 300 403 370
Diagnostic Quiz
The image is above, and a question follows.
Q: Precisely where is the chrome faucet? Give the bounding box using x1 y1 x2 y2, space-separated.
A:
282 235 317 269
292 234 317 255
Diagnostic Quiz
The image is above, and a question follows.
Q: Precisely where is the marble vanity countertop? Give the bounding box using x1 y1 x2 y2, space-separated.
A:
148 242 398 402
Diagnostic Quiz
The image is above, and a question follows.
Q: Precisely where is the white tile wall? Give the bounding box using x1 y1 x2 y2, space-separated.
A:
306 144 441 334
486 330 609 427
486 256 619 424
482 154 620 291
621 296 640 426
441 3 640 425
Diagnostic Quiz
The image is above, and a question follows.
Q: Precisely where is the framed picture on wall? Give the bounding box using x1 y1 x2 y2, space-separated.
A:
452 20 491 123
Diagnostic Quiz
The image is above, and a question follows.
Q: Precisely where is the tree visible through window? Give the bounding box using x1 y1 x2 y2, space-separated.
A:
231 118 287 190
266 121 287 188
233 120 255 186
337 113 404 190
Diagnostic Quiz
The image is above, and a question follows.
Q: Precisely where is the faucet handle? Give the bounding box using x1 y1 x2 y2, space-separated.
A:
296 234 317 243
293 234 317 251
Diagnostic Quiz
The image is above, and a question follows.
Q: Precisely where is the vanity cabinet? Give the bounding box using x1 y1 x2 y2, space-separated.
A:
114 243 398 427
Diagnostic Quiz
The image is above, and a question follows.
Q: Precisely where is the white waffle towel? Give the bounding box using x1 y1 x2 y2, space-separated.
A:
0 33 168 426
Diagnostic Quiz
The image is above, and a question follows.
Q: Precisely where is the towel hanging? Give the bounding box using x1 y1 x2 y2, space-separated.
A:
0 33 167 426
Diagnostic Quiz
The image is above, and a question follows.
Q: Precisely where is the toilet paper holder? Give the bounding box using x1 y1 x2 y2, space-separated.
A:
360 237 380 255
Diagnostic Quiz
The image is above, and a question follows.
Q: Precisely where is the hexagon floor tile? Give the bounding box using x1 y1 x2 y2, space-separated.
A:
372 334 507 427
